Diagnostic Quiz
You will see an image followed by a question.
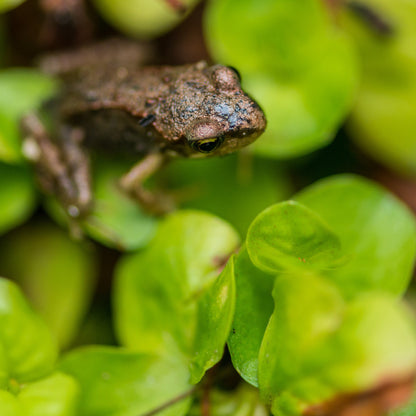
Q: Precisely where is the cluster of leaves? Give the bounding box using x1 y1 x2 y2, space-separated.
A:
0 175 415 415
0 211 264 415
0 277 78 415
227 175 416 414
0 0 416 415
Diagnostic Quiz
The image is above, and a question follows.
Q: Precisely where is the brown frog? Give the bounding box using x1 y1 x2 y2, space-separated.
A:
21 40 266 218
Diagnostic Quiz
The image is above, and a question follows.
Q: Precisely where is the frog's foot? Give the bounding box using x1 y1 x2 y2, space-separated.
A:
21 113 93 219
119 153 175 215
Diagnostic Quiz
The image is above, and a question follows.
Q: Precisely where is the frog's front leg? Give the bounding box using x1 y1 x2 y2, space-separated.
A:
21 112 92 219
119 153 175 215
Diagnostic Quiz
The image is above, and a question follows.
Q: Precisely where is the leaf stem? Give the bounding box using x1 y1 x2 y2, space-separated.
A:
138 364 237 416
138 387 197 416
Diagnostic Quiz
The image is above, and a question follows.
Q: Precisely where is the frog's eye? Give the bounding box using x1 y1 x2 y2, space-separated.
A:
210 65 241 91
186 119 224 153
191 136 224 153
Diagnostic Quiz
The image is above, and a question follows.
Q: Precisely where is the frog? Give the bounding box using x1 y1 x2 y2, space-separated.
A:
21 39 267 219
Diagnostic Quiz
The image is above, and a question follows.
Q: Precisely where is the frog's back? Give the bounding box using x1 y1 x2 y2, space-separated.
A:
43 45 266 158
55 64 173 155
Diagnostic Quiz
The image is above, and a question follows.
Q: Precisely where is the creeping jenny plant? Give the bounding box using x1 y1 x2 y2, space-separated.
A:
1 0 416 414
227 175 416 415
0 176 416 415
0 278 79 416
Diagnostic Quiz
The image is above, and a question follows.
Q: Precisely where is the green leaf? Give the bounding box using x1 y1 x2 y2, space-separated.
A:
0 222 97 349
114 210 240 383
0 69 57 163
258 273 416 416
18 372 79 416
0 372 80 416
246 201 343 274
60 346 191 416
92 0 201 39
189 257 236 382
258 273 344 415
162 154 292 236
0 112 17 161
0 163 36 236
0 390 20 415
0 0 25 13
83 157 158 251
0 278 58 383
295 174 416 298
227 247 274 387
340 0 416 175
205 0 358 158
0 344 7 388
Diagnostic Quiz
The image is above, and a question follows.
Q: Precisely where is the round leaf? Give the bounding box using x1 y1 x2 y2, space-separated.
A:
114 210 240 383
0 372 81 416
60 346 191 416
92 0 201 39
258 273 345 415
189 257 236 383
0 69 57 163
0 278 58 383
205 0 358 158
18 372 79 416
0 163 36 236
0 222 97 349
246 200 343 274
0 0 26 13
258 273 416 416
295 174 416 297
227 247 274 387
341 0 416 175
0 390 20 415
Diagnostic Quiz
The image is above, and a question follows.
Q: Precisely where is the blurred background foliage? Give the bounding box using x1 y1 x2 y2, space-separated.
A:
0 0 416 415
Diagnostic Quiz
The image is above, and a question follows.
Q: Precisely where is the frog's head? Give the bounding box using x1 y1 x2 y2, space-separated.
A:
165 63 266 158
187 64 266 157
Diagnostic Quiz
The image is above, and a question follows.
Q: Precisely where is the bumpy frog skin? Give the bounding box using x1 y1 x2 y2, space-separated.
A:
21 42 266 219
60 61 266 157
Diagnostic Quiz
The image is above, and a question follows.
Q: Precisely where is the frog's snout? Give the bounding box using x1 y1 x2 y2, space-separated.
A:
227 97 267 139
249 100 267 134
